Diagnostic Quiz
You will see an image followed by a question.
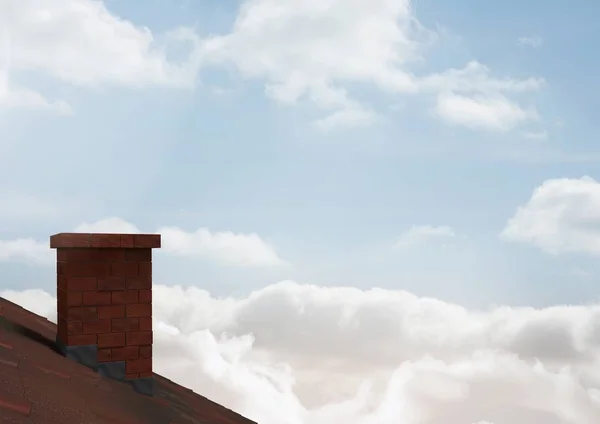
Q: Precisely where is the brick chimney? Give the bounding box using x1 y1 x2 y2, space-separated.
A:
50 232 160 396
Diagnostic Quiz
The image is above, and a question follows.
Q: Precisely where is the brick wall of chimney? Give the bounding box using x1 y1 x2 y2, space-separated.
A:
50 232 160 396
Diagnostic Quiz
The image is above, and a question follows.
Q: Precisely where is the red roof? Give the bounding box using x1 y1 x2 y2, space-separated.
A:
0 296 258 424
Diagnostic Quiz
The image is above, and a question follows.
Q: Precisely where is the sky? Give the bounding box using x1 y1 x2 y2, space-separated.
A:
2 0 600 423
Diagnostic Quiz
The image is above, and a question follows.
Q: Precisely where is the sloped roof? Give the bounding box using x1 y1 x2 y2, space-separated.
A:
0 296 257 424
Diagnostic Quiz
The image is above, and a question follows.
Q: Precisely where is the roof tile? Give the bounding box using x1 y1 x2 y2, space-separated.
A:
0 391 32 416
0 296 258 424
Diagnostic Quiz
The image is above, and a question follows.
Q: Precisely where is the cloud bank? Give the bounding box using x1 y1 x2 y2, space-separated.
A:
4 281 600 424
0 217 287 267
201 0 544 130
2 0 544 132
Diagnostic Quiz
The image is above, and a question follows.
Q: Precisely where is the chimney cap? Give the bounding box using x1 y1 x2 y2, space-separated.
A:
50 232 161 249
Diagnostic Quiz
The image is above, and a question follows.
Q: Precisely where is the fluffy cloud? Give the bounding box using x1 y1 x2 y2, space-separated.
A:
501 177 600 256
74 217 141 234
0 72 72 114
158 226 287 267
394 225 456 249
200 0 544 130
3 0 543 130
0 238 53 264
4 281 600 423
0 217 286 267
1 0 201 112
435 92 538 132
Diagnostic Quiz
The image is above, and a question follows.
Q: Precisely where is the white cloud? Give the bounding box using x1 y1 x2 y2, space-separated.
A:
435 92 538 131
1 0 202 112
200 0 544 130
1 0 545 129
0 217 287 267
5 281 600 423
0 238 53 264
501 176 600 256
0 70 72 114
158 226 288 267
419 60 544 94
518 36 543 48
394 225 456 249
74 217 141 234
312 108 378 130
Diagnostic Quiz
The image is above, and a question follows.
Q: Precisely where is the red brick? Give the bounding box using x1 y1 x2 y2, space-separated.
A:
111 290 138 305
67 307 97 321
58 317 68 329
97 348 112 362
125 373 139 379
82 291 111 306
139 345 152 359
111 262 139 278
56 249 69 262
65 334 97 346
89 234 121 248
138 371 152 378
138 289 151 303
138 262 151 278
57 321 67 341
126 276 151 290
57 288 66 306
66 277 97 291
111 318 139 332
50 233 91 248
60 262 83 277
89 248 125 262
82 319 111 334
97 276 125 291
66 291 82 306
111 346 139 361
67 321 82 335
57 275 66 291
133 234 161 248
57 302 68 319
126 331 152 346
126 358 152 374
59 248 90 262
138 317 152 331
97 332 125 348
97 305 125 319
125 249 151 262
126 303 152 318
81 262 111 277
120 234 134 248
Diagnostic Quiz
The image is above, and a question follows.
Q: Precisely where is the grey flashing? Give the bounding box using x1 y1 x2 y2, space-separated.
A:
97 361 126 382
56 338 98 370
127 377 154 397
55 337 154 397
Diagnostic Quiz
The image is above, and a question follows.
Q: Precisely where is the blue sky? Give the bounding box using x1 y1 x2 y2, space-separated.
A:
2 0 600 309
6 2 600 423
